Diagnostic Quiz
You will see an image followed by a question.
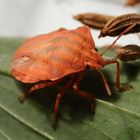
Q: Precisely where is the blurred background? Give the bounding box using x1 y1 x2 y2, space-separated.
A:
0 0 139 47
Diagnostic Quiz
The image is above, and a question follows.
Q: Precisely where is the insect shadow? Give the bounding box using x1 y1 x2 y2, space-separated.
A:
60 69 122 125
15 68 122 126
121 61 140 82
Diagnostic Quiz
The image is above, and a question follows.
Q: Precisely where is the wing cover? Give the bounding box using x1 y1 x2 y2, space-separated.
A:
12 26 95 83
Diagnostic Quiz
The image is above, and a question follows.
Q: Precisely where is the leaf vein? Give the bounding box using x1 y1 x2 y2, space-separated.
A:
0 129 12 140
97 99 140 117
0 104 54 140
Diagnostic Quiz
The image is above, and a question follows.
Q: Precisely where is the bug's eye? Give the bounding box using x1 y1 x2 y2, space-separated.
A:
95 48 98 52
86 64 90 69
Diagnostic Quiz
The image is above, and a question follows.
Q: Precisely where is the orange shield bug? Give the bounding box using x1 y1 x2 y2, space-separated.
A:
11 26 128 128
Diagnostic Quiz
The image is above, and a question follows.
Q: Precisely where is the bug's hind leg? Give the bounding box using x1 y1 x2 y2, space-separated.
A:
52 76 74 128
73 72 95 113
73 84 95 113
18 80 61 103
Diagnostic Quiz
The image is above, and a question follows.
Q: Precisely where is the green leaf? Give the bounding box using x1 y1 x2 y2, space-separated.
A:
0 38 140 140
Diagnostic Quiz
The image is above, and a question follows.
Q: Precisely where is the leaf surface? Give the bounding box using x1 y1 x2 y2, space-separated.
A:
0 38 140 140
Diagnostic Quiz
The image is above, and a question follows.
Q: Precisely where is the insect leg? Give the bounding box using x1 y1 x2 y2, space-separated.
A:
73 86 95 113
96 69 112 96
29 79 62 93
73 71 95 113
104 59 132 91
104 59 120 89
52 76 74 128
18 80 61 103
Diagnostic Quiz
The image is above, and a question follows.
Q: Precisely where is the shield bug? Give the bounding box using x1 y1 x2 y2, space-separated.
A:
11 26 128 128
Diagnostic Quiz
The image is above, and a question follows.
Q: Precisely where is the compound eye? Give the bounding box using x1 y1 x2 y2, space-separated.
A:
86 64 90 69
95 48 98 52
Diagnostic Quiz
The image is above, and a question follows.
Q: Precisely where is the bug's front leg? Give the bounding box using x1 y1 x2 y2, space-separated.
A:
52 76 74 129
73 71 95 113
104 59 133 91
18 80 61 103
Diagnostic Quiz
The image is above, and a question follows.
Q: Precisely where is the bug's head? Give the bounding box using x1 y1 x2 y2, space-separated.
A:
85 49 105 70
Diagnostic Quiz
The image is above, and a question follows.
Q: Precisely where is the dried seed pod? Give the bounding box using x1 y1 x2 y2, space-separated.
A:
116 45 140 61
125 0 140 6
74 13 114 29
99 13 140 38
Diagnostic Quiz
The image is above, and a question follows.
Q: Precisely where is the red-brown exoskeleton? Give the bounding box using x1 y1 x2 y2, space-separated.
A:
11 26 129 128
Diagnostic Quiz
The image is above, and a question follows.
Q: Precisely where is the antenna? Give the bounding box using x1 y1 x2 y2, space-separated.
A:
101 23 136 56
